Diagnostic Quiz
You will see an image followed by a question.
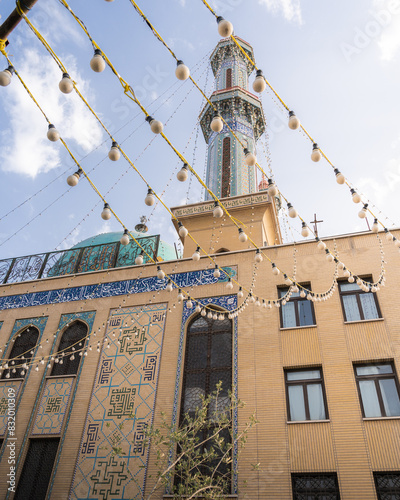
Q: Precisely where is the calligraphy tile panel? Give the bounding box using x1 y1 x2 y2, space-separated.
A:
0 381 22 436
70 303 168 500
32 378 74 435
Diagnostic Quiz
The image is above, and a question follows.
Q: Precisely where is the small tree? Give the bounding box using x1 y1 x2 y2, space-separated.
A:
111 382 258 499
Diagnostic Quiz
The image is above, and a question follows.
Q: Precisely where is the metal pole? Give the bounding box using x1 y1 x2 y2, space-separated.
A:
0 0 40 43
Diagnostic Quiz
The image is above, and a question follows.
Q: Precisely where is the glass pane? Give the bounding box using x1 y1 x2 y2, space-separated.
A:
287 370 321 381
356 364 393 376
186 334 208 369
183 373 206 414
359 380 382 417
288 385 306 421
211 333 232 368
307 384 326 420
298 300 314 326
380 379 400 417
279 288 289 298
359 293 379 320
282 302 296 328
340 282 362 292
342 295 361 321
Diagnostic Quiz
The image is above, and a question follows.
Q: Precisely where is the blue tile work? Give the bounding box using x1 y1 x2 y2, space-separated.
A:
69 303 168 500
32 377 74 435
0 266 237 311
167 294 238 495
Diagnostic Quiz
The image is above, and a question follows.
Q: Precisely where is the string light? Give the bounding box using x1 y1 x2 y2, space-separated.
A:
252 69 266 93
311 143 322 162
175 60 190 81
288 111 300 130
47 124 60 142
0 65 14 86
90 49 106 73
177 163 189 182
145 115 163 134
217 16 233 37
67 168 82 187
120 229 130 246
334 168 345 185
108 141 120 161
145 188 155 206
101 203 112 220
350 188 361 204
210 111 223 132
59 72 73 94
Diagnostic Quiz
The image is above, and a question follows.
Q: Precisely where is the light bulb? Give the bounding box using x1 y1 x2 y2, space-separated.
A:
120 229 130 246
254 250 263 263
145 188 155 206
59 72 74 94
238 228 247 242
175 60 190 80
67 169 82 186
337 261 345 270
284 275 292 286
226 279 233 290
317 239 326 250
157 266 165 280
145 115 163 134
358 204 368 219
108 141 120 161
252 69 266 93
201 308 207 317
282 299 287 306
177 164 189 182
213 266 221 278
195 304 201 313
217 16 233 37
177 289 184 302
47 124 60 142
90 49 106 72
255 298 261 307
311 143 322 162
268 179 278 197
371 218 379 233
343 269 350 278
207 311 213 319
101 203 112 220
238 287 244 298
178 222 188 238
394 238 400 248
244 148 257 166
325 250 334 262
348 275 355 283
210 113 223 132
0 65 14 87
288 110 300 130
334 168 345 185
350 188 361 203
249 294 255 304
135 252 144 265
287 203 297 218
301 222 310 238
187 300 193 309
262 300 267 308
192 246 201 261
166 280 173 292
213 202 223 218
271 263 280 276
385 230 394 241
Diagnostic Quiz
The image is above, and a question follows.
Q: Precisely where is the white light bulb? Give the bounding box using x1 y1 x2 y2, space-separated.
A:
348 275 355 283
67 169 81 186
59 72 74 94
213 267 221 278
213 202 224 218
288 111 300 130
244 148 257 166
301 223 310 238
108 141 120 161
145 189 155 206
175 60 190 81
386 231 394 241
47 124 60 142
226 280 233 290
238 228 247 242
157 267 165 280
195 304 201 313
317 240 326 250
178 223 188 238
201 308 207 317
287 203 297 218
334 168 345 185
192 247 201 261
210 114 223 132
358 204 368 219
177 290 184 302
326 252 334 262
101 203 112 220
146 116 163 134
135 253 144 266
271 264 280 276
268 180 278 197
177 164 189 182
0 66 14 87
238 288 244 298
207 311 213 319
187 300 193 309
166 281 173 292
249 295 255 304
343 269 350 278
120 229 130 246
254 250 263 263
252 70 266 93
311 143 322 162
90 49 106 72
217 16 233 37
371 219 379 233
351 189 361 203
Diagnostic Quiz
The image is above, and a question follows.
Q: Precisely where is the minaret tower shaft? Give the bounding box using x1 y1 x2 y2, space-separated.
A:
199 37 265 200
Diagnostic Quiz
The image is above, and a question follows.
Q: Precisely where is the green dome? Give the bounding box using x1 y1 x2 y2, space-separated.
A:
71 231 142 249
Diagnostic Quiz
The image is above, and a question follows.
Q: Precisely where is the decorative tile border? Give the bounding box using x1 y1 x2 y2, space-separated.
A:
0 267 237 312
167 294 238 494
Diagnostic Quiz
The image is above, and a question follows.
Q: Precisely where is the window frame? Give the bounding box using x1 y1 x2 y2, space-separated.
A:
278 284 316 329
1 326 39 379
374 471 400 499
50 320 88 377
354 362 400 418
338 277 382 322
291 472 341 500
285 367 329 422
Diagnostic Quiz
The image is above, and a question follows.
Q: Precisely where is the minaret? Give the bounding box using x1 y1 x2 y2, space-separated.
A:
199 37 265 200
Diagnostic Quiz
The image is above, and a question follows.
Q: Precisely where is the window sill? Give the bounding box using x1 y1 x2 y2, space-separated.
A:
280 324 317 331
287 420 330 424
344 317 384 325
363 416 400 421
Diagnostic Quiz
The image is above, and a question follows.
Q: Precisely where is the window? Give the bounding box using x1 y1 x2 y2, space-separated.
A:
225 68 232 88
221 137 231 198
15 438 59 500
279 286 315 328
374 472 400 499
339 278 381 322
1 326 39 379
50 321 88 377
354 363 400 418
292 473 340 500
285 368 328 421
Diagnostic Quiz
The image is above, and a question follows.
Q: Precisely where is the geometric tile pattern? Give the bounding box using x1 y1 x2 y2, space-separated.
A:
0 266 237 311
69 303 168 500
32 378 74 435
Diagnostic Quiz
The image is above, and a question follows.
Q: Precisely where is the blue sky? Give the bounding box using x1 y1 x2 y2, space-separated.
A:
0 0 400 259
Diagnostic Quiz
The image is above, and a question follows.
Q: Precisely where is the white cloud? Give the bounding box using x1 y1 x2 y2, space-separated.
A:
371 0 400 60
258 0 302 24
0 49 103 178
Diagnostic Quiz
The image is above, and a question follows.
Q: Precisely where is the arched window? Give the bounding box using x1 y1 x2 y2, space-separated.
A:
226 68 232 88
221 137 231 198
51 321 88 377
2 326 39 379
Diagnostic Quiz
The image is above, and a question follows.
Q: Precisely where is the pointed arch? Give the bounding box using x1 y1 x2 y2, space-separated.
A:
2 326 39 379
51 320 88 377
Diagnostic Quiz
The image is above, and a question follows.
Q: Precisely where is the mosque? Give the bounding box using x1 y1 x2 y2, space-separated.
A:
0 35 400 500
